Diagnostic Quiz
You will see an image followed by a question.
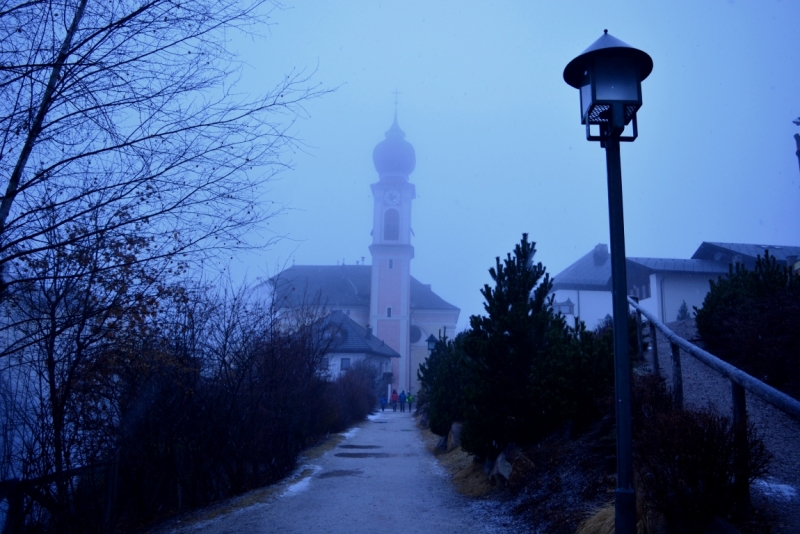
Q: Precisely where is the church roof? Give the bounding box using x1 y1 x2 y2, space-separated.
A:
322 311 400 358
268 264 459 312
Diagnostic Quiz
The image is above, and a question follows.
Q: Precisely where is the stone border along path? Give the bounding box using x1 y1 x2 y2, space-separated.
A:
162 410 522 534
648 319 800 533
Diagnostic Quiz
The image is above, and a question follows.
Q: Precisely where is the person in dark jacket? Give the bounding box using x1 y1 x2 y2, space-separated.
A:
380 394 387 411
399 390 406 412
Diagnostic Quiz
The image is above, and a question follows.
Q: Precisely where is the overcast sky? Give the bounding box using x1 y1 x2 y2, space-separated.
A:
228 0 800 331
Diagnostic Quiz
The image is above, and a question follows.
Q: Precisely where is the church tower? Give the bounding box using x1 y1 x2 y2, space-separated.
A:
369 113 416 391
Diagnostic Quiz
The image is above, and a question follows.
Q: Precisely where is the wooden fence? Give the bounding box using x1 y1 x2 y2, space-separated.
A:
627 296 800 507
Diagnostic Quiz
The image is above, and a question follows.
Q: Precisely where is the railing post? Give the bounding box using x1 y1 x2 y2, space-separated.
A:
731 381 750 514
670 342 683 409
633 297 643 360
649 322 660 376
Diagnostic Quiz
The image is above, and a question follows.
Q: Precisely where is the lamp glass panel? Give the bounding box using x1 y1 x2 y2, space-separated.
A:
580 83 592 120
594 57 638 102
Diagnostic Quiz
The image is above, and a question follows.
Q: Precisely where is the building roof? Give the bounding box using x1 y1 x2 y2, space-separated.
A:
268 264 459 312
551 244 613 291
692 242 800 266
552 240 800 294
626 257 729 275
322 311 400 358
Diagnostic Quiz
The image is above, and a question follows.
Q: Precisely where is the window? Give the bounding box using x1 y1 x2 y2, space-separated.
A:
554 298 575 315
383 209 399 240
340 358 351 371
409 325 422 343
386 307 392 317
389 259 394 269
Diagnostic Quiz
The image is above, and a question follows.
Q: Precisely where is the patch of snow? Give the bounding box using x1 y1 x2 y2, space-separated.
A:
367 412 385 421
428 458 447 477
341 427 360 439
754 479 797 501
280 464 322 498
281 476 312 497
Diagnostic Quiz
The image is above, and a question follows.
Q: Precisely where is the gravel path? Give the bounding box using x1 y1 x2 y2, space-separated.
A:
646 319 800 533
160 410 520 534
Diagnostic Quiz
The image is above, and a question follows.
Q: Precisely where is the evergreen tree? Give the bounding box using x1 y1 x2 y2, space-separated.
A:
417 332 468 436
695 251 800 397
677 300 691 321
459 234 613 460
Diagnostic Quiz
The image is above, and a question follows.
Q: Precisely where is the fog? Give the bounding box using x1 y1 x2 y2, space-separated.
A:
229 1 800 330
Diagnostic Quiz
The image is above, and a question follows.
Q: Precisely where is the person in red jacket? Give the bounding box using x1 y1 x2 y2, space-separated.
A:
390 389 399 412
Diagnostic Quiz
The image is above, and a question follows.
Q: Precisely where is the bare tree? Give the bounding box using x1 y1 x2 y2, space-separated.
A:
0 0 326 294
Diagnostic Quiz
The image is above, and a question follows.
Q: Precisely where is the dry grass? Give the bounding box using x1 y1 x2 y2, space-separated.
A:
419 424 494 498
575 503 658 534
575 504 615 534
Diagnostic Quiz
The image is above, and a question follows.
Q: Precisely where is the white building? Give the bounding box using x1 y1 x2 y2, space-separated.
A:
550 241 800 327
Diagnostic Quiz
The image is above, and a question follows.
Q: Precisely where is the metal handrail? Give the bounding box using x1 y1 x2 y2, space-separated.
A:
627 296 800 423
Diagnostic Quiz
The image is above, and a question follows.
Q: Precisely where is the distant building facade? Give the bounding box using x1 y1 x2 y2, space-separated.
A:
267 115 460 394
550 241 800 327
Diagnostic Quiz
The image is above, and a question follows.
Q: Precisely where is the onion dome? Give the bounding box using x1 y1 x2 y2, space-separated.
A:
372 114 416 177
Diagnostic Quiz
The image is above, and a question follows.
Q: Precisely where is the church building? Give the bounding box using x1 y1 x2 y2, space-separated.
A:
269 114 460 394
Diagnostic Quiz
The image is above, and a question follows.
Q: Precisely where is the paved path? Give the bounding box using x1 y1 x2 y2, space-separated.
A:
166 410 515 534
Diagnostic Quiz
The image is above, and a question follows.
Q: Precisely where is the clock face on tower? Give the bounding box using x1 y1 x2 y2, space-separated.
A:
384 189 401 206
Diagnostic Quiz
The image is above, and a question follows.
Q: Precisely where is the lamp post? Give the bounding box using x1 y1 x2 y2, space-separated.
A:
563 30 653 534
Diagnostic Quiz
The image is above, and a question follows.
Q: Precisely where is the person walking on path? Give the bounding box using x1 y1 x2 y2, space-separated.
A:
399 390 406 412
390 389 399 411
406 392 414 412
380 394 387 411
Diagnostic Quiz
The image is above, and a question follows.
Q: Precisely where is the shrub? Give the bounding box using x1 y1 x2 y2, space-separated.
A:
417 332 469 436
632 375 771 533
695 251 800 398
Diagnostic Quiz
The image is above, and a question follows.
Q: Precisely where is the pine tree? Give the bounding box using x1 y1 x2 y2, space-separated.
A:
461 234 562 459
677 300 691 321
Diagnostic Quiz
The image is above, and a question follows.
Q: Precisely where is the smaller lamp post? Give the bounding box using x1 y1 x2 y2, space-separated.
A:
564 30 652 534
426 334 437 351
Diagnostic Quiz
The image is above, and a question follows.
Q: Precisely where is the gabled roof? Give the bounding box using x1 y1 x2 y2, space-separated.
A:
551 244 612 291
692 242 800 266
268 264 459 312
322 311 400 358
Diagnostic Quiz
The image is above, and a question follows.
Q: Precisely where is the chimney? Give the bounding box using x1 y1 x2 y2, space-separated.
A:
593 244 609 266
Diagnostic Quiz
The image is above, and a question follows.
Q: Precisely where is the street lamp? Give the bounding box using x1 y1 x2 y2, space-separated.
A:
425 334 437 351
564 30 653 534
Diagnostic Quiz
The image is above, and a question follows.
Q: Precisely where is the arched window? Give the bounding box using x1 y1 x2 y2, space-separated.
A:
384 209 399 241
